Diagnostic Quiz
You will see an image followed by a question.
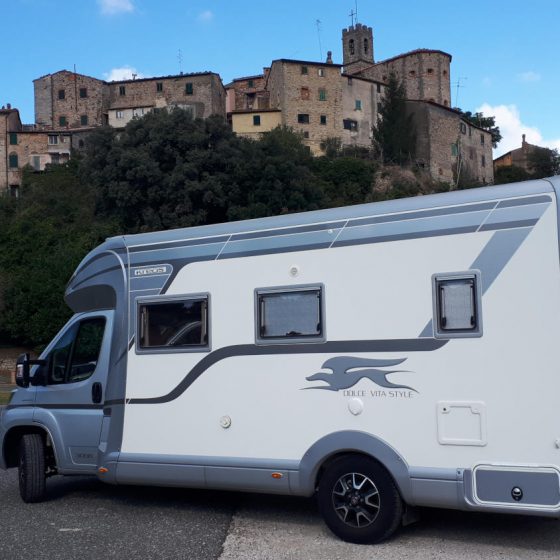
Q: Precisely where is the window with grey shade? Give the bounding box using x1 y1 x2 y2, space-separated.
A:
434 273 481 337
257 288 323 341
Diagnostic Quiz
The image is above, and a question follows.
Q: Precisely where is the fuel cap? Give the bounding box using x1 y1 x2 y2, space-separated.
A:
511 487 523 501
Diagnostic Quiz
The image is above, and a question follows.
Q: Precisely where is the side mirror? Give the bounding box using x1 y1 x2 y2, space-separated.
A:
15 353 48 388
15 353 30 388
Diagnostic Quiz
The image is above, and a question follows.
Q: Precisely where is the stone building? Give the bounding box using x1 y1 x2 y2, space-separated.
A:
342 24 452 107
0 106 90 196
230 109 282 140
408 101 493 185
493 134 539 173
225 71 270 114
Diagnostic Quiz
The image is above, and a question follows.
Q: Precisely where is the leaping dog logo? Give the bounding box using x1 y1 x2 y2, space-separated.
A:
303 356 417 392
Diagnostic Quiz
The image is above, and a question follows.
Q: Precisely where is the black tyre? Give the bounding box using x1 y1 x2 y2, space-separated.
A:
18 434 47 503
317 455 403 544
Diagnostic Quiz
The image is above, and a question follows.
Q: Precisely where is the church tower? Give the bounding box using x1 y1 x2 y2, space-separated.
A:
342 23 374 73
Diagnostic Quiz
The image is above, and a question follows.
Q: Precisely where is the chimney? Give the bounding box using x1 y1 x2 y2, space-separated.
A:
522 134 526 145
6 103 11 109
326 51 333 64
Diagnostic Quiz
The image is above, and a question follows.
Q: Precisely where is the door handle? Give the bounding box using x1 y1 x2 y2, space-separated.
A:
92 382 103 404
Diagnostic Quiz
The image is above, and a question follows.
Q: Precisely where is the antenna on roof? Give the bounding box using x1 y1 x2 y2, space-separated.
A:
132 73 137 80
178 49 184 75
349 8 356 26
355 0 359 23
316 19 323 60
453 76 467 108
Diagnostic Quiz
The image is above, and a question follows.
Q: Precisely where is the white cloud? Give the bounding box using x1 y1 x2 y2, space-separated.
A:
517 71 541 83
477 103 560 157
98 0 134 16
103 66 145 81
197 10 213 22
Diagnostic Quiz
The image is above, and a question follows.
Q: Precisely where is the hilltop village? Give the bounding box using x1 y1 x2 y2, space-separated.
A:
1 20 494 197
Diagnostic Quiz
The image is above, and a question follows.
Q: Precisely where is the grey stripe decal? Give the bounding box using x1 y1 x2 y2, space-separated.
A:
419 227 533 337
479 219 538 232
124 338 448 405
7 404 105 411
496 195 551 208
333 225 478 248
232 221 347 241
350 201 496 227
129 235 231 253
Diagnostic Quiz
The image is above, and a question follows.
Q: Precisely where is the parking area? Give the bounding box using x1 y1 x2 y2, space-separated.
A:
1 467 559 560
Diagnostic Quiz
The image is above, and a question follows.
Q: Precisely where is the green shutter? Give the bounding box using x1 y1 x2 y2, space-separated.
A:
8 153 18 168
59 116 67 127
185 82 193 95
80 115 88 126
9 132 17 145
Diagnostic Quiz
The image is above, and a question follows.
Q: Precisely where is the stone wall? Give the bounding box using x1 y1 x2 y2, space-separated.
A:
34 71 107 129
107 73 225 119
269 60 343 154
408 101 493 185
361 51 451 106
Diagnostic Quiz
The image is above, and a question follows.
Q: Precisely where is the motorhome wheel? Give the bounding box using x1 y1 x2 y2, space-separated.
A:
18 434 47 503
317 455 403 544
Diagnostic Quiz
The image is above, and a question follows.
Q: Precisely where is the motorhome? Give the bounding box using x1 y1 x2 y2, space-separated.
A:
2 177 560 543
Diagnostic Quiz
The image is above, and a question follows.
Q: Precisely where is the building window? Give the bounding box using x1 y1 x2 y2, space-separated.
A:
253 115 261 126
480 134 485 145
118 85 125 96
343 119 358 131
444 100 449 106
443 70 448 76
248 79 254 88
318 68 325 77
377 102 382 113
185 82 193 95
318 88 327 101
301 66 308 75
433 272 482 338
320 115 327 125
409 70 416 77
79 115 88 126
9 185 19 198
349 39 355 55
48 135 58 145
303 131 310 139
460 122 467 134
8 153 18 168
382 75 387 81
78 139 85 149
481 155 486 167
156 82 163 93
451 143 458 156
138 296 209 351
469 127 472 137
297 114 309 124
79 88 88 98
31 155 41 171
9 132 17 145
469 148 475 160
427 68 434 74
256 286 323 343
301 87 310 100
377 83 382 93
355 99 362 110
347 77 353 86
58 89 65 100
364 38 369 55
116 111 124 119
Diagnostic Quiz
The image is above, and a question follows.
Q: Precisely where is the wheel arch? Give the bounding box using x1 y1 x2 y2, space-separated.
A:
295 431 413 503
3 425 57 469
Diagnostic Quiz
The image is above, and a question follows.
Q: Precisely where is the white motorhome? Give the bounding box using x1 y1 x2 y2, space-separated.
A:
2 177 560 543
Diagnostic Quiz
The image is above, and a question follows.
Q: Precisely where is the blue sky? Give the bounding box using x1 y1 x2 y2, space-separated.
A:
2 0 559 156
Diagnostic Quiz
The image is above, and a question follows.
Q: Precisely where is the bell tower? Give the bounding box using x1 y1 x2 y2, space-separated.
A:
342 23 374 73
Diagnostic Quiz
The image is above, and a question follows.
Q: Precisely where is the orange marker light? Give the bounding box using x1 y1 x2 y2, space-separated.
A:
271 472 283 479
98 467 109 474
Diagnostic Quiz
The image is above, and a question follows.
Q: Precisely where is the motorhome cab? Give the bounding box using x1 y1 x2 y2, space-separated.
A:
2 177 560 543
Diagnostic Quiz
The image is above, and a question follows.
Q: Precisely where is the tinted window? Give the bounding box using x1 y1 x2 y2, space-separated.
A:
68 319 106 382
138 298 208 349
257 288 322 341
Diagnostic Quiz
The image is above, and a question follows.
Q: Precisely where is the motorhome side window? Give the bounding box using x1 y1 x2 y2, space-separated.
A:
433 272 482 338
256 287 323 342
48 318 106 385
138 297 209 350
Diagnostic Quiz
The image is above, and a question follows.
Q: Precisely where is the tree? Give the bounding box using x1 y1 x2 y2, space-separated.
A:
459 110 502 148
372 73 416 165
528 146 560 179
0 162 116 347
494 165 531 185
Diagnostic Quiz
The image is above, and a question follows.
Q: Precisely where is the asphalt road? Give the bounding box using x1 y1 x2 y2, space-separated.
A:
1 467 560 560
